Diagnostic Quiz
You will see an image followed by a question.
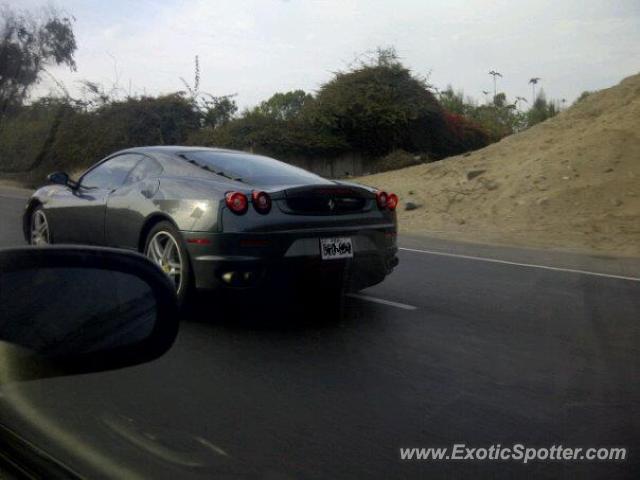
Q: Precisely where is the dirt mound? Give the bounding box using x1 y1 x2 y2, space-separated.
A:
358 73 640 256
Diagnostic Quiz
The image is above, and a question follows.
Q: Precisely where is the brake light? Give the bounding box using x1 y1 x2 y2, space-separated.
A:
252 191 272 214
225 192 248 214
376 191 388 210
387 193 398 210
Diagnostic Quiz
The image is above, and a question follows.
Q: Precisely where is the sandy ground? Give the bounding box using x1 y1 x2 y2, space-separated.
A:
358 73 640 257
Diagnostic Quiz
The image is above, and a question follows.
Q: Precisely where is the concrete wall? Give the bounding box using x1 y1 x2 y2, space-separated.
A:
285 153 366 178
283 152 425 179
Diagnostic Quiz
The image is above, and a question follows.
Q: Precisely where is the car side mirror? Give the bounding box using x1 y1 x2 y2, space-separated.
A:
47 171 70 186
0 247 179 382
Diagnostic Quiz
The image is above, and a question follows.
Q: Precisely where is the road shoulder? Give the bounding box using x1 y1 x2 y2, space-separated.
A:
399 233 640 279
0 184 33 199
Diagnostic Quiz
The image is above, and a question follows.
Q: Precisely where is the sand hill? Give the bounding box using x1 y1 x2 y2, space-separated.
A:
358 73 640 256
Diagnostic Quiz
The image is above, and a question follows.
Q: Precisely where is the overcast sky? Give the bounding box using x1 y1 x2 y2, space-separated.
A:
12 0 640 108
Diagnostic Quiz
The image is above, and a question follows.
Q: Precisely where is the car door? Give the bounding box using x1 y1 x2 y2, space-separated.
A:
53 154 142 245
105 155 164 249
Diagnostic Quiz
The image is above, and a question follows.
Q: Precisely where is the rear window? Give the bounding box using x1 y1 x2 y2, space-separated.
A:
182 151 327 187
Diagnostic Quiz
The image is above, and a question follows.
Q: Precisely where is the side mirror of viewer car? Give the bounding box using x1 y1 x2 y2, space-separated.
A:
0 247 179 382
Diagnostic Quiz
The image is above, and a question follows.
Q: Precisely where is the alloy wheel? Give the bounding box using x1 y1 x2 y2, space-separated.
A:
145 231 184 293
31 210 50 245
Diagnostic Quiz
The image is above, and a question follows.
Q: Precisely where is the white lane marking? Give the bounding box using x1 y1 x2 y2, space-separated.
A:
399 247 640 282
347 293 417 310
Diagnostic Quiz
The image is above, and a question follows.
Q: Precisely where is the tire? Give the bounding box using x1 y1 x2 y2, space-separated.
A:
143 221 193 307
29 206 51 245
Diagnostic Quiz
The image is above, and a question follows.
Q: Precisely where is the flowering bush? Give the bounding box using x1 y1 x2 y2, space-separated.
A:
439 111 490 156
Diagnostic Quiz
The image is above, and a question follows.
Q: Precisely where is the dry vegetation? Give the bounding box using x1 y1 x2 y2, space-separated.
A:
358 74 640 256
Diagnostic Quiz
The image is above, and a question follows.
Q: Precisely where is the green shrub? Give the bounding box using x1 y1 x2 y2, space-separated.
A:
1 51 497 179
526 92 558 127
193 109 349 158
0 98 69 172
311 61 442 156
573 91 592 105
0 93 201 175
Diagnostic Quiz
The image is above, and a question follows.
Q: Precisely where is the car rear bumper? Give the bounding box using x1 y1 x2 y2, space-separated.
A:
182 227 398 291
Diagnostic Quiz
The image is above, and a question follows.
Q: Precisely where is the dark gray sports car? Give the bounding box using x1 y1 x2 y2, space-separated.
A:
24 146 399 304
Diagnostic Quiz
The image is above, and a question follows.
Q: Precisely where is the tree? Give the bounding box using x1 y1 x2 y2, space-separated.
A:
514 96 528 109
528 77 541 104
488 70 502 102
78 80 114 109
199 94 237 128
438 86 467 115
493 92 507 108
312 50 441 155
256 90 312 120
527 90 557 126
0 5 77 121
179 55 238 128
179 55 201 99
468 97 526 139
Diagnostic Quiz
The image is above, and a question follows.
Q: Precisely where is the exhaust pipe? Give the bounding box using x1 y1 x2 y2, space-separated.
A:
220 270 259 287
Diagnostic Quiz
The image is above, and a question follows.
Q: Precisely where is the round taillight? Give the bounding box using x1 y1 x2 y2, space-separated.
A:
225 191 248 214
252 191 272 214
387 193 398 211
376 191 388 210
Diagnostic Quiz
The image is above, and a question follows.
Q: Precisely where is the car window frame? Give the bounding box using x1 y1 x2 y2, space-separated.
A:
78 153 144 191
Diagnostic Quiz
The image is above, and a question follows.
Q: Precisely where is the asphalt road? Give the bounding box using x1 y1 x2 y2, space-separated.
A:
0 188 639 479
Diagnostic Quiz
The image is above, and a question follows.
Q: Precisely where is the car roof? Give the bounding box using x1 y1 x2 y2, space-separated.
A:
109 146 280 181
119 146 246 156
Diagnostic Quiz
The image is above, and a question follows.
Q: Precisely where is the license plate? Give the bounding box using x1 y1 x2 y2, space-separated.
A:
320 237 353 260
